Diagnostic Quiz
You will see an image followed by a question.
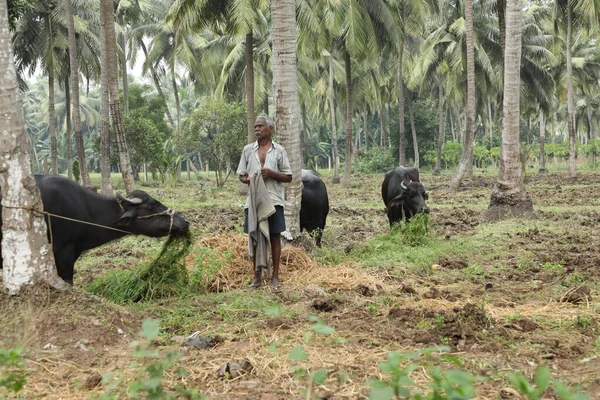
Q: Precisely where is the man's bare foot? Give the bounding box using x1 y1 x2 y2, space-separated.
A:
270 277 280 290
250 268 262 288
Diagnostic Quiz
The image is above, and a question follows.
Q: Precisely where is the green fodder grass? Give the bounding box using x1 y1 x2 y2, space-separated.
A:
86 233 193 304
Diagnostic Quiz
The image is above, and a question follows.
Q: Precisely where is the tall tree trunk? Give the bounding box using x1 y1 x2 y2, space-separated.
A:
101 0 135 193
171 69 181 132
119 14 128 115
301 103 308 167
0 0 68 294
140 41 175 130
449 0 476 190
48 66 57 174
488 96 494 149
362 105 368 152
566 0 576 178
99 0 113 195
433 82 445 175
245 32 255 143
329 45 340 183
272 0 302 239
586 97 596 140
538 109 546 174
397 40 406 165
66 0 91 187
483 0 532 222
64 77 73 180
408 91 419 168
341 51 353 187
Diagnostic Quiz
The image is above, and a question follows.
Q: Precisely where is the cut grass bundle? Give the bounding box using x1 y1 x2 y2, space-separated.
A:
86 233 193 304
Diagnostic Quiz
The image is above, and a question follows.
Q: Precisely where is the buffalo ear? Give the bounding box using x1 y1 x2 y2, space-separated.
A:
114 210 135 226
117 193 143 205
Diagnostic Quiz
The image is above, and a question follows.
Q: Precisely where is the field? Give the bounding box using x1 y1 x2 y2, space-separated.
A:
1 167 600 399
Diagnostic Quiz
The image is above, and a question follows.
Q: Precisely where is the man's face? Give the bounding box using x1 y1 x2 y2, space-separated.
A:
254 118 272 140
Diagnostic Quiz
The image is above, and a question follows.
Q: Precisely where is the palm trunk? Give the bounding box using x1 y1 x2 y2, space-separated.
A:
245 32 255 143
119 14 128 115
171 68 181 132
566 0 576 178
538 109 546 174
66 0 91 187
64 76 73 180
408 91 419 168
101 0 135 193
483 0 532 222
433 82 445 175
449 0 476 190
140 41 175 130
99 1 113 195
341 51 353 187
272 0 302 239
48 67 58 174
362 105 368 152
329 45 340 183
0 1 68 293
397 40 406 165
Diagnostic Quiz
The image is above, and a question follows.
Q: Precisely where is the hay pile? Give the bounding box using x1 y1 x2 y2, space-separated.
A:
188 233 387 293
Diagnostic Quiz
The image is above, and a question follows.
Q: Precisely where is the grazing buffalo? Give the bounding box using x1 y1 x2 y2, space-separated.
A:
381 166 429 226
300 169 329 247
0 174 190 284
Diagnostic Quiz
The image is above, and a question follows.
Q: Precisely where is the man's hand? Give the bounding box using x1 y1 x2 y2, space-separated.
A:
240 173 250 184
260 167 273 180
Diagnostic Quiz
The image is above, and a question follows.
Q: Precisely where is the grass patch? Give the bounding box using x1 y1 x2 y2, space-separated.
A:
86 233 192 304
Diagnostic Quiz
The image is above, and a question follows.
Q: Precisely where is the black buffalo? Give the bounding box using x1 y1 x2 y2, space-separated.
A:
0 174 190 284
300 169 329 247
381 166 429 226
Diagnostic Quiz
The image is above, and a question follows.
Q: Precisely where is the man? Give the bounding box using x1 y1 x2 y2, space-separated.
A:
237 114 292 289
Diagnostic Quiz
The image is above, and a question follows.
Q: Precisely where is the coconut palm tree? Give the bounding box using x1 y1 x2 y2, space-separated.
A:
483 0 533 222
1 0 68 293
101 0 135 192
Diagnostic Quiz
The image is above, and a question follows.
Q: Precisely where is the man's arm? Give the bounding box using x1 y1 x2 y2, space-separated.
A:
261 168 292 183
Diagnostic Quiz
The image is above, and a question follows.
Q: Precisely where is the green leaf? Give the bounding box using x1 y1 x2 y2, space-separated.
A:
313 368 328 385
533 367 551 394
268 342 278 352
141 318 161 341
311 324 336 335
288 345 309 362
367 380 395 400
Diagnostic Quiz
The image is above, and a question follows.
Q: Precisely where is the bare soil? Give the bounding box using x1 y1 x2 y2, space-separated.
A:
2 170 600 399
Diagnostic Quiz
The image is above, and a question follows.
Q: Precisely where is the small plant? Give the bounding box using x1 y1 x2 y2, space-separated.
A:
390 213 430 246
72 160 80 183
465 264 486 279
564 272 585 286
98 319 207 399
0 346 26 396
509 367 590 400
541 262 564 274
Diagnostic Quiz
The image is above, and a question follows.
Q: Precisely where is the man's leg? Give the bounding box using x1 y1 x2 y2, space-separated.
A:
270 233 281 288
250 244 263 288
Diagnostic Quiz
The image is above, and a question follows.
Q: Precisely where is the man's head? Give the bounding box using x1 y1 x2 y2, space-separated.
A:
254 114 274 141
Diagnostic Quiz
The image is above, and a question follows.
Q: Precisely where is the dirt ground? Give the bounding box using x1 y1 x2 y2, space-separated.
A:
1 170 600 399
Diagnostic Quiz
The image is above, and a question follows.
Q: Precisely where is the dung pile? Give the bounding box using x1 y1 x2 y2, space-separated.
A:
187 233 386 293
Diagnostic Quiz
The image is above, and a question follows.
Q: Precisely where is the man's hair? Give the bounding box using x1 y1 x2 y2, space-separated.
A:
256 114 274 129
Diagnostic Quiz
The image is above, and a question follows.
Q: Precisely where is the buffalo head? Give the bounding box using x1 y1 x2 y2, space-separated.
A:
386 181 429 226
114 191 190 237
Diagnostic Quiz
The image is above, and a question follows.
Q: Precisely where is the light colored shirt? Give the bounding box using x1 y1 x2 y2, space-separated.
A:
237 140 292 208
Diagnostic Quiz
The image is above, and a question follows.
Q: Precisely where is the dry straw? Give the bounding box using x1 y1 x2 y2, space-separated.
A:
188 233 388 293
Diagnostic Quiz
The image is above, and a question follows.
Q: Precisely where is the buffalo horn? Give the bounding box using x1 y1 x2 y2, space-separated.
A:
400 181 408 190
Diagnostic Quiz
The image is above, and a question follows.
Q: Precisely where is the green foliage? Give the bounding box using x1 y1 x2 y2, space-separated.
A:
285 315 339 399
359 147 397 173
509 367 589 400
181 99 246 187
87 234 192 304
122 112 167 172
98 319 207 399
0 346 26 396
72 160 81 183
